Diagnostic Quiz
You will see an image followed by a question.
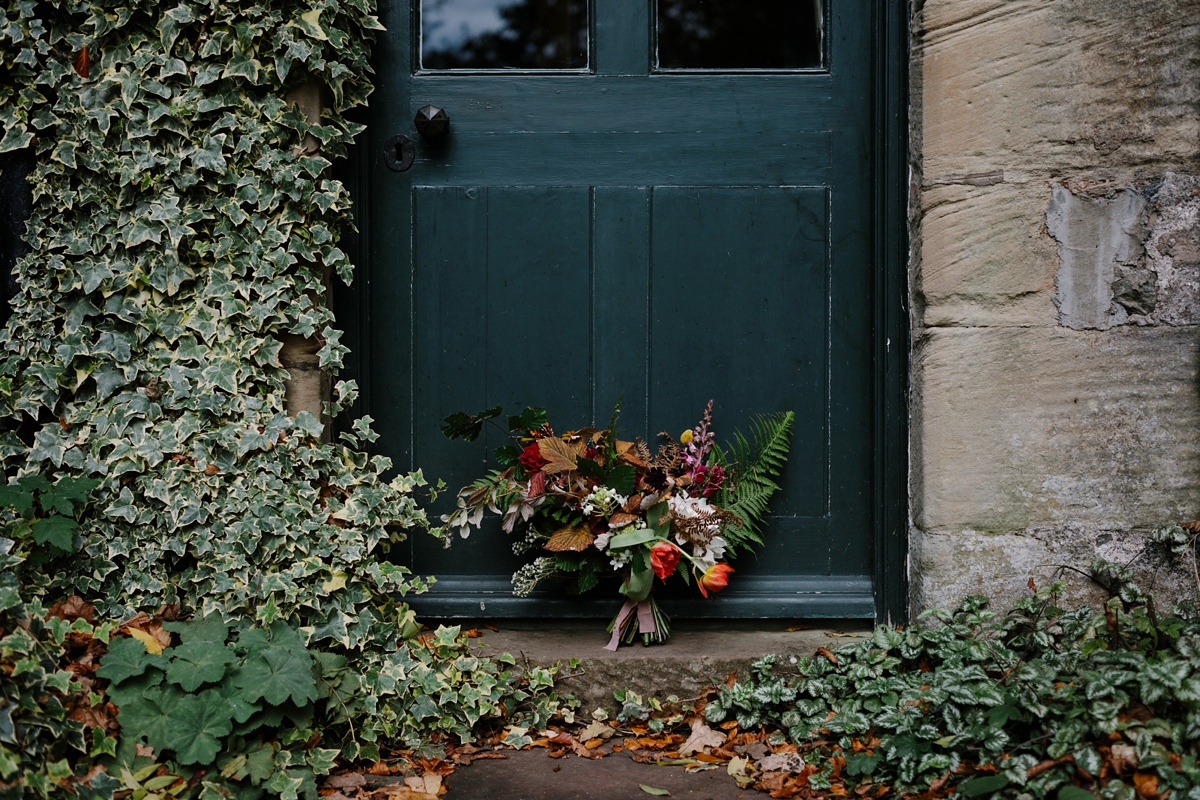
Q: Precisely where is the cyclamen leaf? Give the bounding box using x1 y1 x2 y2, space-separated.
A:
166 639 236 691
957 776 1010 797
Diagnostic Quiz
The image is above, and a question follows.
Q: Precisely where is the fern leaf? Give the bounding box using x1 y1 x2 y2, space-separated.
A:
714 412 794 555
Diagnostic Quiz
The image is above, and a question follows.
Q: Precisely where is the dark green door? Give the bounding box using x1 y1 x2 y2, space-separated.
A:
352 0 908 620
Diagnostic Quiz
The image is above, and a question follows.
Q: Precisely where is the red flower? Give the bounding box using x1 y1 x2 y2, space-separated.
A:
698 563 734 597
650 542 681 580
519 442 547 473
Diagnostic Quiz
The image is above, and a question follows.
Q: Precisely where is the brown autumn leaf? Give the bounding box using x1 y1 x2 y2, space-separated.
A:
72 46 89 78
538 437 583 474
323 774 367 791
630 750 659 765
679 719 726 756
1132 772 1159 798
816 647 839 665
50 597 95 622
543 524 595 552
608 512 638 529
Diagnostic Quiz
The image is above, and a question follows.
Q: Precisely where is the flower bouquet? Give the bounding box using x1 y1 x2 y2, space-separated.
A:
440 401 794 649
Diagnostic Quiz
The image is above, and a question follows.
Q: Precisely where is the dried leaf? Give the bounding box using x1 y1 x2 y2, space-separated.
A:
543 524 595 552
639 787 671 796
324 773 367 791
72 46 90 78
816 647 839 665
538 437 583 474
126 627 164 655
758 753 807 774
679 719 726 756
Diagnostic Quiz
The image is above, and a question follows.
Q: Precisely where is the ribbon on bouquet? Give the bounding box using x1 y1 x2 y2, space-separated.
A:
604 597 657 651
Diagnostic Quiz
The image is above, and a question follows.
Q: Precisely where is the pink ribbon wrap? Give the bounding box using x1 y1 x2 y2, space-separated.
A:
604 598 657 651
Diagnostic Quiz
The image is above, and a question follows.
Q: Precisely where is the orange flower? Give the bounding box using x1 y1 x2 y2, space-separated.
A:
698 563 734 597
650 542 681 580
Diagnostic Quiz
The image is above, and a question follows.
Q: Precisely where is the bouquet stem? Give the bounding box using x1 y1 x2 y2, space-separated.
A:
605 594 671 648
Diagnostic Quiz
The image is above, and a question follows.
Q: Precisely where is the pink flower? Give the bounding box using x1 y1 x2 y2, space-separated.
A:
650 542 681 580
698 563 734 597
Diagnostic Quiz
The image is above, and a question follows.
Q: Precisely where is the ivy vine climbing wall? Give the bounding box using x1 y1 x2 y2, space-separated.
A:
0 0 436 664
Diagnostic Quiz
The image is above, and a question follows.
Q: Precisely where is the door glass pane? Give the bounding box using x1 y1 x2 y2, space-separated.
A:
421 0 589 70
657 0 822 70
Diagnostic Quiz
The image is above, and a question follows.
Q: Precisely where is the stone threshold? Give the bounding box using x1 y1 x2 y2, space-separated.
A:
446 619 873 711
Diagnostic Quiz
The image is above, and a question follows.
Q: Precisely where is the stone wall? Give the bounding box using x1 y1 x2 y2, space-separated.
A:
909 0 1200 614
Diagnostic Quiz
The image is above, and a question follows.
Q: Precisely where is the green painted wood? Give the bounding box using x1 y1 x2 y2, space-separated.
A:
353 0 908 619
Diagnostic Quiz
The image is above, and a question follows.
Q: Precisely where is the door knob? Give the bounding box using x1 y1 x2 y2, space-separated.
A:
414 104 450 139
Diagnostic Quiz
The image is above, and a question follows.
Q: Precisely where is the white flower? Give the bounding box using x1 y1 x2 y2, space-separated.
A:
668 492 713 519
691 536 727 569
582 486 628 517
594 531 613 551
609 548 634 570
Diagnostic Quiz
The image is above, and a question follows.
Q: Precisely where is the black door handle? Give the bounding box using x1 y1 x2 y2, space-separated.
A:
414 105 450 140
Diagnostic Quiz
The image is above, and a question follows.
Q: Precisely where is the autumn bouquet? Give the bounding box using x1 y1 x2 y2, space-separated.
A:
440 402 794 649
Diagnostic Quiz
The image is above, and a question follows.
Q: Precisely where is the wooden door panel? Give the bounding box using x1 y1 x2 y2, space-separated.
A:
355 0 909 620
648 187 828 523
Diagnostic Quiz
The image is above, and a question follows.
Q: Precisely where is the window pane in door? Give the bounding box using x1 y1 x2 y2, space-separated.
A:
657 0 822 70
421 0 588 70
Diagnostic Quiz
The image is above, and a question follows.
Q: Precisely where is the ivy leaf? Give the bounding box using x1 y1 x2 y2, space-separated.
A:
96 636 167 684
29 514 77 550
162 690 235 765
166 639 237 691
234 647 317 707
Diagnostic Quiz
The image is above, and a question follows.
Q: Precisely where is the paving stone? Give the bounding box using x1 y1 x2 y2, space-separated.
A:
459 620 871 711
445 748 753 799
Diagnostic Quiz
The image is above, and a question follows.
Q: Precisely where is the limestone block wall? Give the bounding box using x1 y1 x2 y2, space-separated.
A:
908 0 1200 614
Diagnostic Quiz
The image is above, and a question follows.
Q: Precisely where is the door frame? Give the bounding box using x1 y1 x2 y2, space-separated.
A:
335 0 911 624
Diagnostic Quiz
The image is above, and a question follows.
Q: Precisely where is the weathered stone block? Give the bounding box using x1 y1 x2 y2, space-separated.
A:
909 523 1194 617
913 326 1200 533
918 183 1056 327
919 0 1200 182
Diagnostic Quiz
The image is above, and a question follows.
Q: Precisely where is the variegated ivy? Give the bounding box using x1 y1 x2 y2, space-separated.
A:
0 0 442 730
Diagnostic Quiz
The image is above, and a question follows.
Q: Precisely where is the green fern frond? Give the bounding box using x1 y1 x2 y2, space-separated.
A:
712 411 794 555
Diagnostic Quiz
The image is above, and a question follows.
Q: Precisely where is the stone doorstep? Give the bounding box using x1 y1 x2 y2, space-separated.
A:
448 619 873 712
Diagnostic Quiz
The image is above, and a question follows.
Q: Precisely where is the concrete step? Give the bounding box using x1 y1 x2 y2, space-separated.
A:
458 620 872 711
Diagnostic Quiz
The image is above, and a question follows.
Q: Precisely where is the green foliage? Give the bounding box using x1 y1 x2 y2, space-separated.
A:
0 539 118 800
0 0 454 772
0 474 97 563
99 615 335 799
705 568 1200 798
711 411 794 553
